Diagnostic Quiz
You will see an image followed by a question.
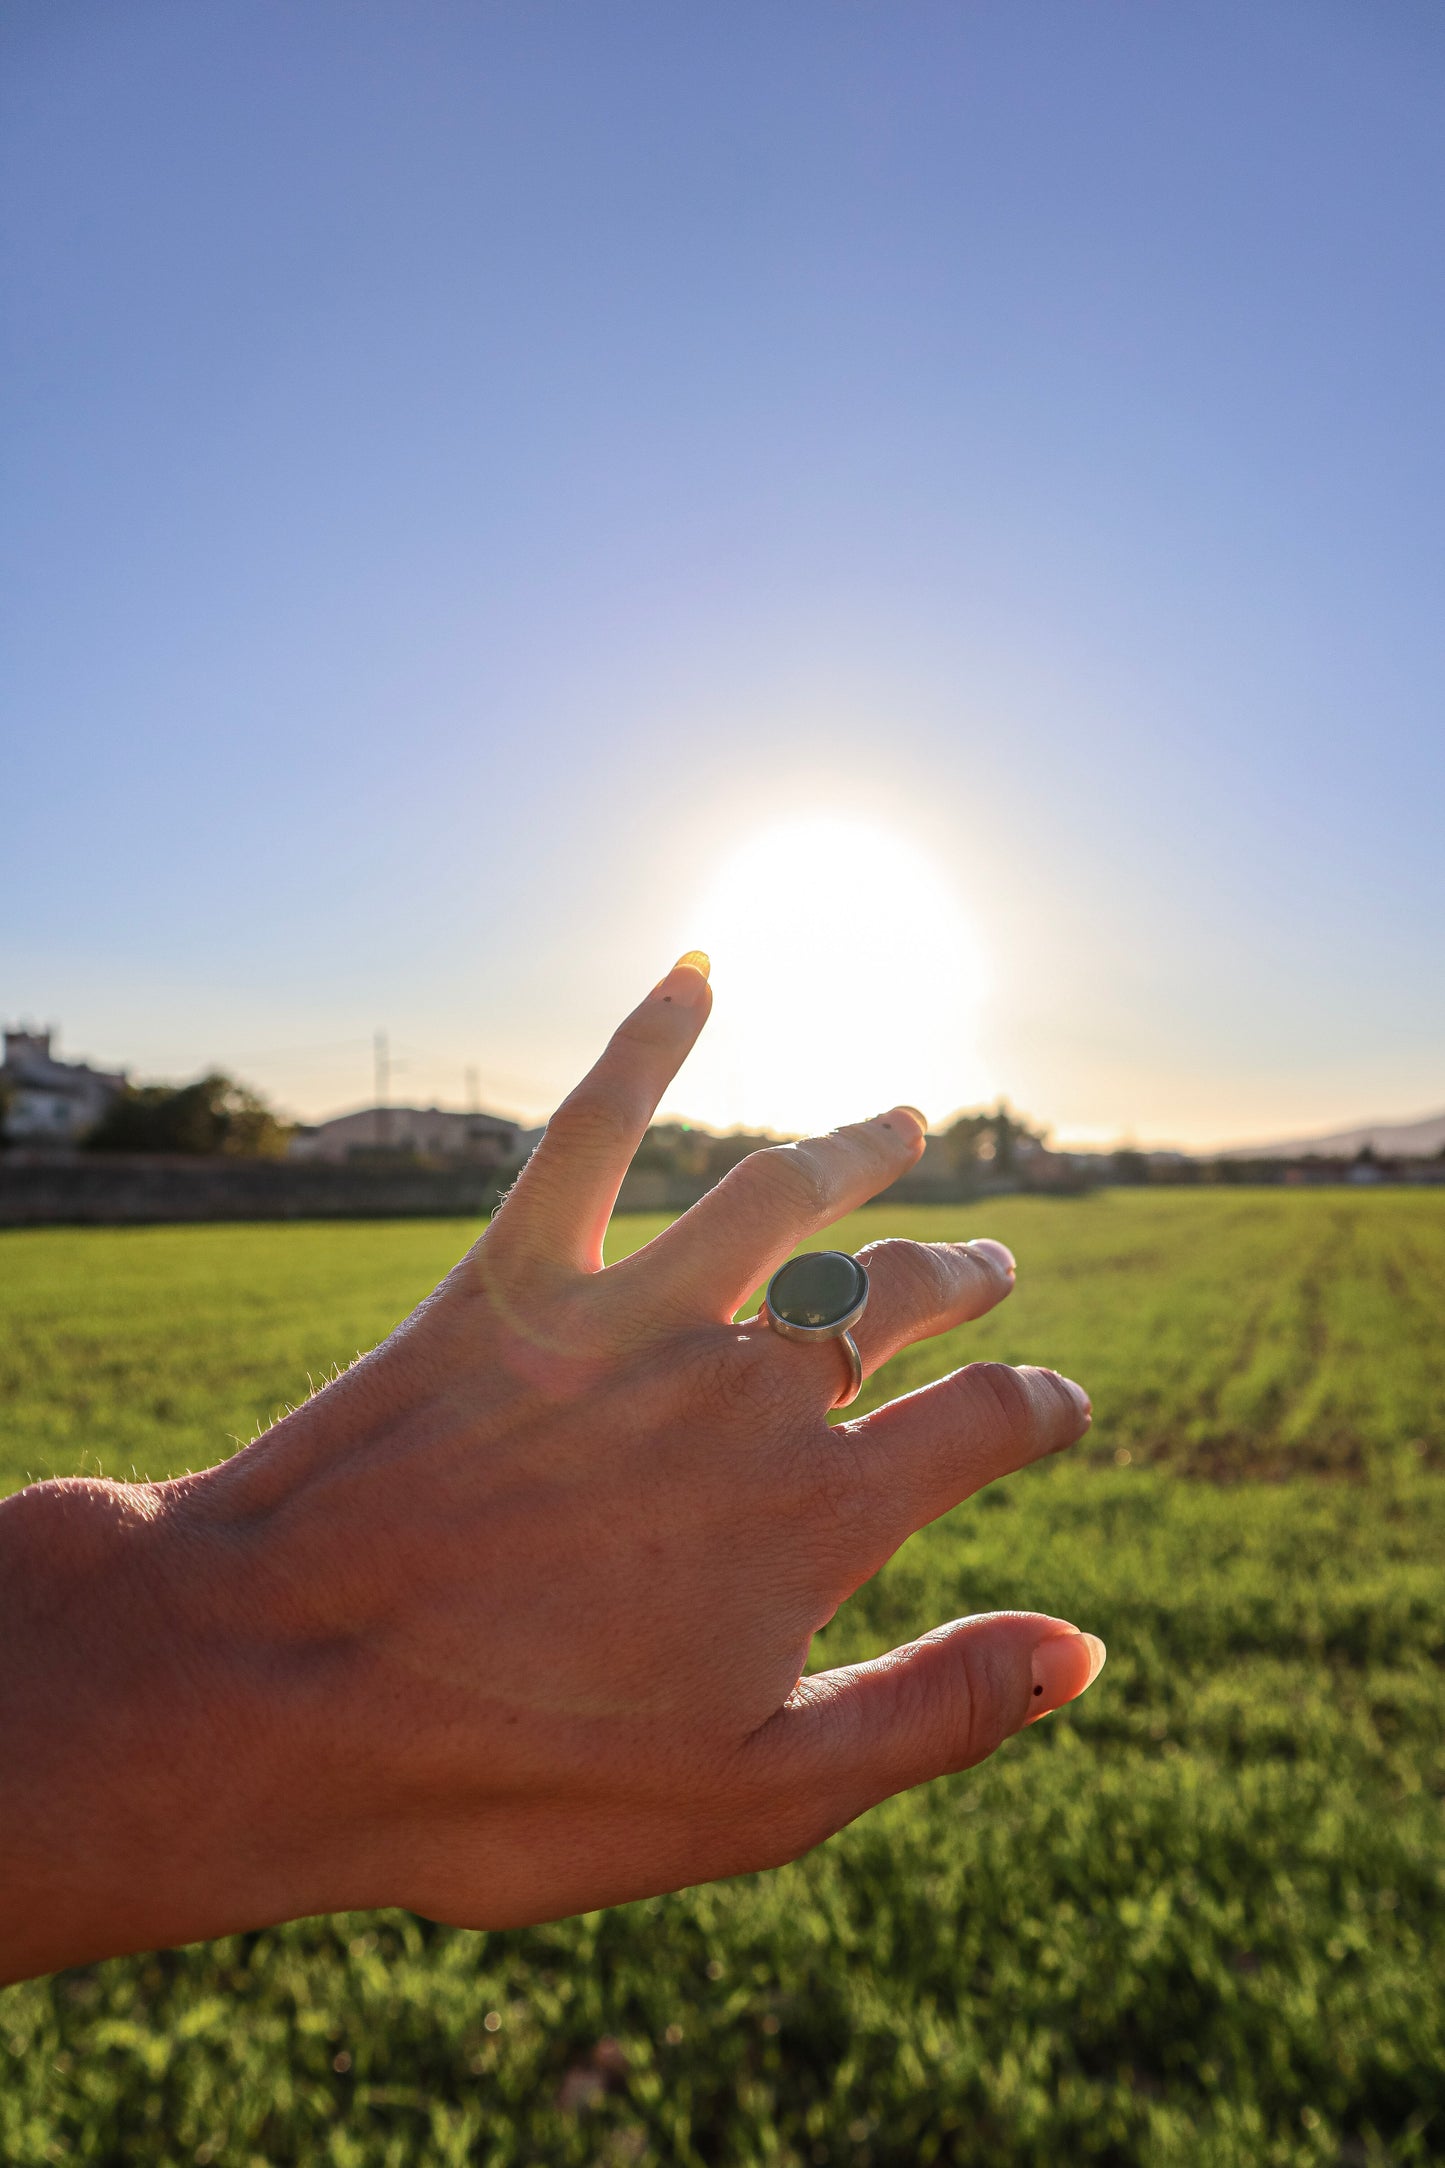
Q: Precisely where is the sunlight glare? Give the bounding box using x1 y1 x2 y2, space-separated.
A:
673 816 992 1136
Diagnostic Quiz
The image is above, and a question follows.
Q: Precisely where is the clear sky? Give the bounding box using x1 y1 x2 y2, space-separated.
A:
4 1 1442 1147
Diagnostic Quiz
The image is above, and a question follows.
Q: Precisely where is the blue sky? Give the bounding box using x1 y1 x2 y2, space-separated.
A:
4 1 1442 1145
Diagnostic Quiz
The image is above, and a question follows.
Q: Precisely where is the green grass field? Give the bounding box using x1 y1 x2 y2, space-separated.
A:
1 1191 1442 2166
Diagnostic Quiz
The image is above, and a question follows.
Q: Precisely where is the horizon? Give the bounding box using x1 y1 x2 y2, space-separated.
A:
6 3 1443 1152
8 1003 1442 1160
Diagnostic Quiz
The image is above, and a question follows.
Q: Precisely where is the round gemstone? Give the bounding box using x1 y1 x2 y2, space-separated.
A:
767 1250 867 1330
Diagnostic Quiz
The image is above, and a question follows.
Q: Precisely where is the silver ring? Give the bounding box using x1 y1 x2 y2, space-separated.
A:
763 1250 870 1410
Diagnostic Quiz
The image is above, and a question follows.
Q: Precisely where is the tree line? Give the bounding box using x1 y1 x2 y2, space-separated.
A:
85 1074 293 1158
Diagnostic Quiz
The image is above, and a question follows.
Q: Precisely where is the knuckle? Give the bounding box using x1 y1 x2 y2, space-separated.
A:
941 1643 1005 1770
610 1006 673 1054
739 1143 830 1219
775 1424 869 1543
860 1238 948 1315
684 1332 781 1423
837 1115 898 1168
897 1648 967 1766
953 1647 1005 1768
963 1360 1037 1441
893 1637 1002 1776
546 1085 636 1158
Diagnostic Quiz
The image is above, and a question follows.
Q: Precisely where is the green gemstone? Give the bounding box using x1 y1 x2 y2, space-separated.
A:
768 1250 866 1329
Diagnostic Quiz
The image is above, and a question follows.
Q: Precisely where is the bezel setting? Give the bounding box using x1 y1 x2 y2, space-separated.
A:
763 1250 870 1343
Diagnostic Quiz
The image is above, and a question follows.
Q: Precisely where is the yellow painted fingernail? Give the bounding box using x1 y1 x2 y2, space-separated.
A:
675 951 711 980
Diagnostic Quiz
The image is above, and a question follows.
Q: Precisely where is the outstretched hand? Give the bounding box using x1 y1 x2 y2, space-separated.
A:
0 956 1102 1982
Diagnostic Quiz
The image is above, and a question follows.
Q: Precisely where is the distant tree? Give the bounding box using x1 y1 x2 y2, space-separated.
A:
1216 1155 1286 1185
87 1073 292 1158
991 1103 1019 1175
941 1112 990 1180
701 1129 775 1182
627 1123 782 1192
938 1105 1047 1189
1111 1147 1150 1186
629 1123 689 1175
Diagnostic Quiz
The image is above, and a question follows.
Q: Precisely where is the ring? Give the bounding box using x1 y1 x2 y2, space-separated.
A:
763 1250 870 1409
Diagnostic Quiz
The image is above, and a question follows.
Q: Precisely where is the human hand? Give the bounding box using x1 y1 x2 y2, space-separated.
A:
0 956 1103 1977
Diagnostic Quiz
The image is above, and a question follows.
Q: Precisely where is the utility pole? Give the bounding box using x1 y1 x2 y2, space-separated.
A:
374 1030 390 1147
465 1065 480 1114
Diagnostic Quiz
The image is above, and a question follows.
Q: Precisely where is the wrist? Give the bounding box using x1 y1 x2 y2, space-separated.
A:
0 1461 357 1979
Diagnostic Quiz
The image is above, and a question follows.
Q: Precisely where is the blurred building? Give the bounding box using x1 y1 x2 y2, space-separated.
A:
289 1104 537 1166
0 1026 126 1144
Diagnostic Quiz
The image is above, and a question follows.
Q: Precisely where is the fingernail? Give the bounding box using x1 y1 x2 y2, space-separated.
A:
966 1237 1016 1279
1029 1630 1107 1720
1044 1369 1092 1428
877 1105 928 1140
653 953 711 1007
897 1105 928 1131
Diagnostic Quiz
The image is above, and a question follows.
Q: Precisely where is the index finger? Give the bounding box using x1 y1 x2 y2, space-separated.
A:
489 954 712 1276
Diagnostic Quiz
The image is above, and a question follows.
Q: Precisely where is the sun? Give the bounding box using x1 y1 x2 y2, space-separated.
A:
669 815 993 1137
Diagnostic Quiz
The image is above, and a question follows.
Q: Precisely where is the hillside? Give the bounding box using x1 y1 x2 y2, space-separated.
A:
1223 1107 1445 1159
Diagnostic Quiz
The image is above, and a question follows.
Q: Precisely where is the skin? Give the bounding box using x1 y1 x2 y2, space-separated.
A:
0 957 1104 1987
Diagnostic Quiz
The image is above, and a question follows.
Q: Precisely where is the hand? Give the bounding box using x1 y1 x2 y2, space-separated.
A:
0 956 1102 1981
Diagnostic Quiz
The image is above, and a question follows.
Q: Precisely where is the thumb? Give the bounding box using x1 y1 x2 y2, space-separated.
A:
751 1614 1107 1827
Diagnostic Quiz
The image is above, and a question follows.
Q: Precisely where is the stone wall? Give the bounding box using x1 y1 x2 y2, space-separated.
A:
0 1154 507 1227
0 1146 1041 1229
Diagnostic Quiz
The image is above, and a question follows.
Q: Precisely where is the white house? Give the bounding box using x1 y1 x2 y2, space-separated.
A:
289 1104 538 1167
0 1027 126 1144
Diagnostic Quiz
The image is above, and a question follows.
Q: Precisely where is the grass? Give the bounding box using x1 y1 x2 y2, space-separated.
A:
1 1190 1442 2165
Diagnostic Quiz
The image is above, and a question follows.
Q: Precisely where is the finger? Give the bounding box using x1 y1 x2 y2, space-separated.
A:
848 1236 1016 1376
490 955 712 1275
744 1235 1016 1412
833 1361 1092 1562
612 1105 928 1322
746 1616 1107 1844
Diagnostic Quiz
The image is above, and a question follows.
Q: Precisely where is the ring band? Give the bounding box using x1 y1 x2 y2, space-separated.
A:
833 1329 864 1409
763 1250 870 1411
